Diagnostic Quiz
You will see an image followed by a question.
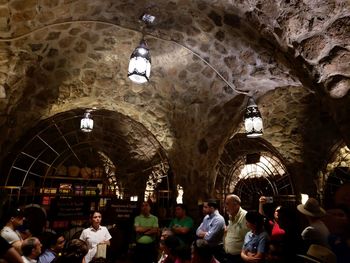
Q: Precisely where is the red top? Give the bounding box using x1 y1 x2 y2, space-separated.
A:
270 220 285 240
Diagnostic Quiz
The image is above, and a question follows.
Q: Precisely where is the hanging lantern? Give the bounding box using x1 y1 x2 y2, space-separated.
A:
128 39 151 84
244 97 263 138
80 111 93 132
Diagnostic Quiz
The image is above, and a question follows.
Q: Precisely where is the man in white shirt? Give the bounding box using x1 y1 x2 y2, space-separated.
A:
79 211 112 263
21 237 42 263
1 207 25 253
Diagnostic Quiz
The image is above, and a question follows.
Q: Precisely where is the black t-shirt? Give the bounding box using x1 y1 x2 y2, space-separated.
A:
0 236 11 256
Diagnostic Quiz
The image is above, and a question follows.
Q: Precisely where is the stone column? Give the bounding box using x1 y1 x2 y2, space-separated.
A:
164 95 246 221
287 162 317 199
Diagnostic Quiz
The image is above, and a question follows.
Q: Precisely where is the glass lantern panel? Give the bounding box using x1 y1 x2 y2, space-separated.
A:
253 117 263 131
244 118 254 133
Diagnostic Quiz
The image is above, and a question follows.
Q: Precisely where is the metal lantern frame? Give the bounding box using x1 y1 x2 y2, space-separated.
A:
128 39 151 84
244 97 263 138
80 111 93 133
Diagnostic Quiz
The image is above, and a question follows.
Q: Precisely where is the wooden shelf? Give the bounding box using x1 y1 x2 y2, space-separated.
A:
45 176 103 181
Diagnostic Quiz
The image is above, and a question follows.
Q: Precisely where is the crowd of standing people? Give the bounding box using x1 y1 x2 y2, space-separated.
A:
132 196 347 263
0 195 349 263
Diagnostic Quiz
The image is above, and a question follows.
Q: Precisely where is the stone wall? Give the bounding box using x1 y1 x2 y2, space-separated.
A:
0 0 349 209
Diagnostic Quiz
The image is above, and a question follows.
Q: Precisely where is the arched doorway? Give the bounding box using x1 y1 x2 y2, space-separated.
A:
216 134 295 210
0 108 173 228
320 141 350 210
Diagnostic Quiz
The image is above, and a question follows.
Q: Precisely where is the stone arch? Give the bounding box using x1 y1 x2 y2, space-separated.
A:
216 134 295 210
320 141 350 210
1 108 172 205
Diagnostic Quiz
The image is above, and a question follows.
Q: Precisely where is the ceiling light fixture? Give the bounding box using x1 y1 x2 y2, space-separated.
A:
141 13 156 24
128 39 151 84
244 97 263 138
128 13 155 84
80 110 93 133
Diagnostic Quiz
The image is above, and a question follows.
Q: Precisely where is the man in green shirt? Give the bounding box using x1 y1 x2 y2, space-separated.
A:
169 203 194 245
134 201 159 263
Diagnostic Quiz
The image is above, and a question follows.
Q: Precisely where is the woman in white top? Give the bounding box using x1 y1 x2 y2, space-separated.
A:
79 211 112 263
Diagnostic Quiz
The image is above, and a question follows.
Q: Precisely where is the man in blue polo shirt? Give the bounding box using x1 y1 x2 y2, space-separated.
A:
196 199 225 261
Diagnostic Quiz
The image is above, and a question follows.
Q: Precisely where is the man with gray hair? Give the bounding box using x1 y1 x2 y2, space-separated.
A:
223 194 249 263
21 237 42 263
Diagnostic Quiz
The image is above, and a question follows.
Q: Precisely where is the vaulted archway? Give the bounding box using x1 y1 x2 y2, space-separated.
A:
1 109 172 206
216 134 295 210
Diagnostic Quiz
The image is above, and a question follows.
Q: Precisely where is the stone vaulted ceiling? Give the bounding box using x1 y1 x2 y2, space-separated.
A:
0 0 349 202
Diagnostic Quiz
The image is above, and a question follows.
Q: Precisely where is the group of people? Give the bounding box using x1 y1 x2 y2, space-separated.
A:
193 196 270 263
1 195 349 263
0 208 111 263
156 196 275 263
135 195 345 263
194 195 343 263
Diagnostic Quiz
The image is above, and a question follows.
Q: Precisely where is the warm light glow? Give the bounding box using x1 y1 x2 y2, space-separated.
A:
227 152 289 194
130 196 138 202
98 151 120 196
176 184 184 204
80 112 93 132
143 163 169 202
138 47 147 55
301 193 309 204
239 155 285 179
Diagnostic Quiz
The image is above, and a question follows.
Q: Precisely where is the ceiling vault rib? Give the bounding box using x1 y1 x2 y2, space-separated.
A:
0 18 248 96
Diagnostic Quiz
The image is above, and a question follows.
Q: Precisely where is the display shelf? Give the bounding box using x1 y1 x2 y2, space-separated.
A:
45 176 103 181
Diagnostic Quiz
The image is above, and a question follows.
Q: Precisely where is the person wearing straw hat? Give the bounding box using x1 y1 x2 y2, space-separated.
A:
297 198 330 248
296 244 336 263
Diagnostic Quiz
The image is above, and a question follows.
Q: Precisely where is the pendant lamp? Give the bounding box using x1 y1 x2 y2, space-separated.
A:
128 39 151 84
244 97 263 137
80 110 93 133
